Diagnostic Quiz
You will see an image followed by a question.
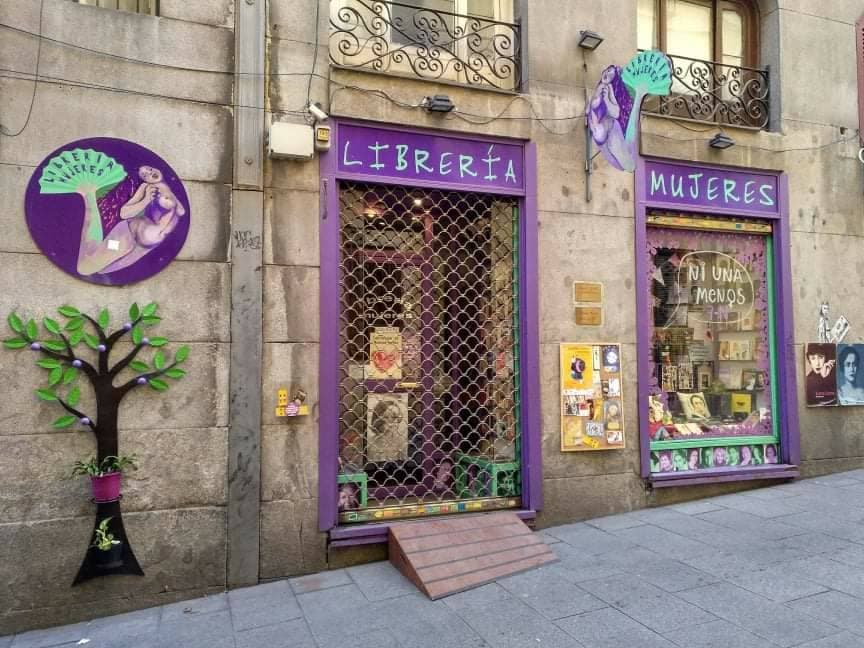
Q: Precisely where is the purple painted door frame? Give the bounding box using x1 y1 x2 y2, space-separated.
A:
318 119 541 533
635 156 800 485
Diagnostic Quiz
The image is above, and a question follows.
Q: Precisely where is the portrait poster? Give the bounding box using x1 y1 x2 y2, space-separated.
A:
366 393 409 463
560 343 625 452
366 327 403 380
560 344 595 392
25 137 190 286
836 344 864 406
804 343 837 407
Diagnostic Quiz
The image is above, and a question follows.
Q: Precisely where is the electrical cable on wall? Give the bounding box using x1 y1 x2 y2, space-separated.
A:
1 19 860 151
0 0 44 137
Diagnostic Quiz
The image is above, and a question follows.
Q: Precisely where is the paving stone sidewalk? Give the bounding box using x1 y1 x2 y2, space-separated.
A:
8 470 864 648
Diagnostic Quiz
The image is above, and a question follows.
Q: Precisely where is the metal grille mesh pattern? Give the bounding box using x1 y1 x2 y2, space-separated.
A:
337 182 521 519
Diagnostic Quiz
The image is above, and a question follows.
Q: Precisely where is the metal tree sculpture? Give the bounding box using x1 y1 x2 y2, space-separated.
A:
3 302 189 584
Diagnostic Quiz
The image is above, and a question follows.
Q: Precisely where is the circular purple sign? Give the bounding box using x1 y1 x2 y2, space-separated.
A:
25 137 190 286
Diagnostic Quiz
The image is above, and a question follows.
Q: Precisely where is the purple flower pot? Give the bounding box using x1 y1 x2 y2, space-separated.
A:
91 472 122 502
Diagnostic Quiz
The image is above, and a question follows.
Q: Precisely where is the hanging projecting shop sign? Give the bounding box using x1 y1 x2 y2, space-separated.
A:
588 50 673 172
25 137 190 286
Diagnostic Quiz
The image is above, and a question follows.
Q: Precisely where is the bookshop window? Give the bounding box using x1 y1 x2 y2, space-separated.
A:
646 217 779 473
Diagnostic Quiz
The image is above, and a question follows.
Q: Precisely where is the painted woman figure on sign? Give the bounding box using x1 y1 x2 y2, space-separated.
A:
74 165 187 276
588 66 632 171
28 139 191 286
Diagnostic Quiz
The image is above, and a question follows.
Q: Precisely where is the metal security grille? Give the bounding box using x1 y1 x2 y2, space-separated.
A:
337 181 521 523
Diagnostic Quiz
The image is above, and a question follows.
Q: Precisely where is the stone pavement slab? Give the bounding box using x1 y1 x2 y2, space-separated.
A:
677 583 841 647
661 619 777 648
8 470 864 648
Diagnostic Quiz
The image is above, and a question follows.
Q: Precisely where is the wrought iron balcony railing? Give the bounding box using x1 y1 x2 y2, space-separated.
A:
640 52 770 130
329 1 521 92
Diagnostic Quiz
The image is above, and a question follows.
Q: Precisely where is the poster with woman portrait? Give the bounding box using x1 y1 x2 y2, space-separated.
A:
836 344 864 406
366 393 409 463
804 343 837 407
25 138 190 286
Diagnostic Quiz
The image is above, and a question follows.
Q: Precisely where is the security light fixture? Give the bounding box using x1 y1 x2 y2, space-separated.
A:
423 95 456 113
709 133 735 150
578 30 604 50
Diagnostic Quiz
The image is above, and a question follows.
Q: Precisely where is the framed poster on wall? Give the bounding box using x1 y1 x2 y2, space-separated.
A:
560 343 626 451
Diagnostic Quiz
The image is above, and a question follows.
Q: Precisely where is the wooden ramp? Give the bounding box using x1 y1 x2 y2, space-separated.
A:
389 511 556 600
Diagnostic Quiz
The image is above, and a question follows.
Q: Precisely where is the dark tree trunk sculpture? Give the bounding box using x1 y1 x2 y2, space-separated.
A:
4 303 188 585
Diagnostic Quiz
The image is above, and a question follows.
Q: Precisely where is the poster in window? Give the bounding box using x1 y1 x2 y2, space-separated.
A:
804 343 837 407
366 393 409 463
560 343 625 451
366 327 403 380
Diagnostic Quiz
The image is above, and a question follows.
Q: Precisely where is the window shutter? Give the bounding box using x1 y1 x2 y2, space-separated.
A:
857 14 864 142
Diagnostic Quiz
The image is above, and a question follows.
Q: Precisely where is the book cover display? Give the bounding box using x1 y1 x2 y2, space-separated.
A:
560 343 626 451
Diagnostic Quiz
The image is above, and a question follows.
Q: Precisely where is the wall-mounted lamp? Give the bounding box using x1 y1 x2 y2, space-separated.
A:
422 95 456 113
708 133 735 150
578 30 604 50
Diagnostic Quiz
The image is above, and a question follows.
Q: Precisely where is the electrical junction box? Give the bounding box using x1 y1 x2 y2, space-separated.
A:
269 122 314 159
315 124 332 152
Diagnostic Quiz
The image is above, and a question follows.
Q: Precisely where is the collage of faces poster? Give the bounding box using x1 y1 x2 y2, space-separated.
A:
805 343 864 407
560 343 625 451
651 443 780 473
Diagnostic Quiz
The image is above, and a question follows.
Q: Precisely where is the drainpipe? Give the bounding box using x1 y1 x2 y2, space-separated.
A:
228 0 266 588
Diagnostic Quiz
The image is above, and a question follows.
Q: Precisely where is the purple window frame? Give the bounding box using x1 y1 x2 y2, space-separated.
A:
318 119 541 536
635 156 800 487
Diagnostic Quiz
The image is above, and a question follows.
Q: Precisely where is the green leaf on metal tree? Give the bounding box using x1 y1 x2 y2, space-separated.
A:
153 350 165 370
67 385 81 407
58 305 80 318
64 317 84 332
69 330 84 346
131 326 143 345
148 337 168 347
41 340 66 352
175 346 190 363
142 316 161 327
98 308 110 330
7 313 23 334
63 367 78 384
142 303 158 317
164 368 187 379
129 303 141 321
37 359 61 369
3 338 28 349
36 388 57 401
48 367 63 386
43 318 61 335
25 319 38 341
129 360 149 373
84 333 99 350
148 378 169 391
52 414 77 429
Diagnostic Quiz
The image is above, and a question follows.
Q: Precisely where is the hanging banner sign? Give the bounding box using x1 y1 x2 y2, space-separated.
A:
337 123 525 191
588 50 673 172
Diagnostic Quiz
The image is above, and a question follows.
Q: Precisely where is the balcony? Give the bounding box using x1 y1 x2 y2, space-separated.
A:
641 53 770 130
329 1 521 92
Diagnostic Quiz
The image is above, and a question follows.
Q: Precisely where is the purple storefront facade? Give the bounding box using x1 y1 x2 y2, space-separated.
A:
318 120 541 544
635 156 800 487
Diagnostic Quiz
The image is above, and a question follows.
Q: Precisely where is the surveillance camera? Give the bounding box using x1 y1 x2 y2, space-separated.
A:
308 102 329 122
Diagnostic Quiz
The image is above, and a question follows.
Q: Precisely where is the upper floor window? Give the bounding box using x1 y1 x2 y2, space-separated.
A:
330 1 520 91
73 0 158 16
638 0 758 68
